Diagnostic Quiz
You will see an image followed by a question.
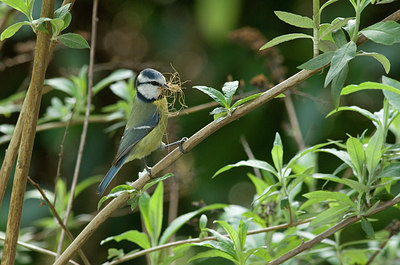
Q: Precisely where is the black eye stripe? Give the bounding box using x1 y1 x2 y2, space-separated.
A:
137 81 161 87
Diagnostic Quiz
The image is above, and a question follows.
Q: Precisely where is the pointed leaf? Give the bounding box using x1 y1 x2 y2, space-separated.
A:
382 76 400 110
325 41 356 87
274 11 315 29
310 204 350 226
231 92 262 109
193 86 227 107
213 159 277 179
346 137 365 178
58 33 90 49
54 3 71 18
361 217 375 238
312 173 369 193
271 133 283 174
101 230 151 249
320 17 354 40
1 0 29 17
1 21 30 41
222 81 239 106
365 125 384 176
361 21 400 45
260 33 313 50
357 51 390 73
341 82 400 96
331 63 349 108
297 51 334 70
326 105 378 123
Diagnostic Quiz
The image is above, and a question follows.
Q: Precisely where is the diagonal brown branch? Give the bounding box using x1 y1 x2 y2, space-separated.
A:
54 9 400 265
27 177 90 264
0 1 55 264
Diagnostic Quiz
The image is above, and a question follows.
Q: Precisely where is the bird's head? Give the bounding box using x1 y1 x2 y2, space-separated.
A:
136 68 169 102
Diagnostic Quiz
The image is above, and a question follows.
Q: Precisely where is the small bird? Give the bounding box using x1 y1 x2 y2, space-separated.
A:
97 68 185 195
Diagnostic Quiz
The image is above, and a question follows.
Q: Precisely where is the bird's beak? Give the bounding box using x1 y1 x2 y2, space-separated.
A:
163 83 170 90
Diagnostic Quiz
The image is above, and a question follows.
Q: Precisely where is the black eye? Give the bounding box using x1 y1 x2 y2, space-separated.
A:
151 81 159 86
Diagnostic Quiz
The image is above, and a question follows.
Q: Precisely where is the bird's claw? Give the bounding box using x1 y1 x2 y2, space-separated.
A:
178 137 188 154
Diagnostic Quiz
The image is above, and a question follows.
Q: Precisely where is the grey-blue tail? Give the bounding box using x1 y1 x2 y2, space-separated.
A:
97 156 126 196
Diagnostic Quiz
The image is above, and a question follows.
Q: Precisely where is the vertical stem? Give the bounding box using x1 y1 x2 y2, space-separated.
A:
352 1 361 42
0 0 55 264
56 0 98 257
313 0 320 57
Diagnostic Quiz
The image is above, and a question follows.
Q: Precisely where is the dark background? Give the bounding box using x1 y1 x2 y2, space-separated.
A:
1 0 400 264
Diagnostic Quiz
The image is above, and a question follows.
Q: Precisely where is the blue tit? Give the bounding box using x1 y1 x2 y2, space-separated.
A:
97 68 170 195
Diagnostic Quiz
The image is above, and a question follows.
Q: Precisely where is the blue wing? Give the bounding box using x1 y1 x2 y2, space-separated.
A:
97 103 161 195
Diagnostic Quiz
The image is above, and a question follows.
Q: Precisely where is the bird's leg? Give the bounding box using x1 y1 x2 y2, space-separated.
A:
143 157 154 178
159 137 188 154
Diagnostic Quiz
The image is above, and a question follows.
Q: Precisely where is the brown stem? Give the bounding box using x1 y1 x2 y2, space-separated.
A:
27 177 90 264
0 1 55 264
283 92 305 150
240 135 262 178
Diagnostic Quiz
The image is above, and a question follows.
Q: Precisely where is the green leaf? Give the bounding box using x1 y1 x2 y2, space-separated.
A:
331 63 349 108
199 214 208 230
320 17 354 40
61 12 72 31
54 3 71 18
346 137 365 178
342 249 368 265
231 92 262 109
382 76 400 110
361 217 375 238
188 249 237 264
193 85 227 107
341 81 400 96
215 220 239 250
1 0 30 18
320 0 339 13
50 18 65 36
271 133 283 174
312 174 369 193
248 173 269 196
159 203 226 245
213 159 277 179
260 33 313 50
110 81 133 103
332 28 347 48
0 21 30 41
365 125 384 176
310 204 350 226
149 182 164 241
101 230 151 249
58 33 90 49
222 81 239 106
97 185 137 210
274 11 315 29
93 69 134 95
361 21 400 45
286 142 336 171
297 51 334 70
326 105 378 123
357 51 390 74
303 190 357 210
325 41 356 87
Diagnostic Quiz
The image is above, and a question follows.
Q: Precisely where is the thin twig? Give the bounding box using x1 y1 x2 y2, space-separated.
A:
240 135 262 179
283 91 305 150
0 1 55 264
54 111 74 206
27 177 91 264
0 234 80 265
56 0 98 259
53 10 400 265
107 218 315 265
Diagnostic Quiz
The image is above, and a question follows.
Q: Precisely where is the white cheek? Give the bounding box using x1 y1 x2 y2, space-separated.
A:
138 83 161 100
